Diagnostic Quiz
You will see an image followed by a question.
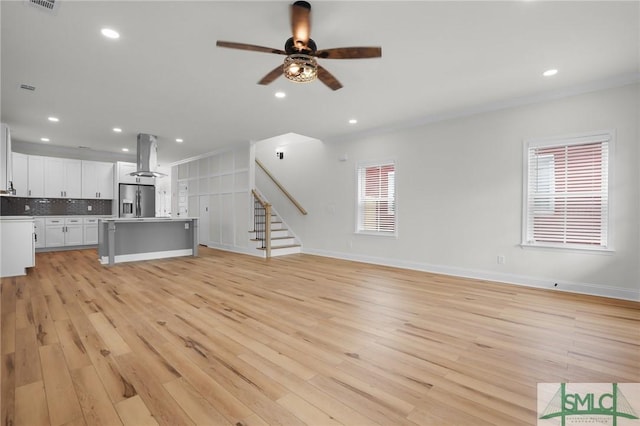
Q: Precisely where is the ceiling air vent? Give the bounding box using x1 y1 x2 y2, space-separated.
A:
25 0 59 14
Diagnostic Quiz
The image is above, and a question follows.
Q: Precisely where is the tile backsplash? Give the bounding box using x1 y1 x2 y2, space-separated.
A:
0 197 113 216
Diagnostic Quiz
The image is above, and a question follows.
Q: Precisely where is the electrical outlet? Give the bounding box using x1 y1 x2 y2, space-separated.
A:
24 205 30 211
497 255 506 265
184 223 189 229
87 205 92 211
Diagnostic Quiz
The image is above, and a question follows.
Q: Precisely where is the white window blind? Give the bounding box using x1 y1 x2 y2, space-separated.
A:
357 162 396 234
524 134 610 250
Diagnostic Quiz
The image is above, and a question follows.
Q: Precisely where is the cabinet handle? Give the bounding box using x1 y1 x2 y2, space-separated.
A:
28 190 31 196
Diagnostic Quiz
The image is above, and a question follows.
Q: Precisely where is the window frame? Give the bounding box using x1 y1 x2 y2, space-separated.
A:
355 159 398 237
521 130 614 252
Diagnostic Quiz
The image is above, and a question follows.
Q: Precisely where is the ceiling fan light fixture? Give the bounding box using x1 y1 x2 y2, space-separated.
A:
283 54 317 83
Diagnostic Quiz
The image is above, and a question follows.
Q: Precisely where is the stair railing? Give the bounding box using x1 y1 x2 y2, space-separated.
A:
252 189 272 258
255 159 308 215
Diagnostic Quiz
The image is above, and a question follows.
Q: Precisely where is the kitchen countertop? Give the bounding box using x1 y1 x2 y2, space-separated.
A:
100 217 197 223
0 216 34 220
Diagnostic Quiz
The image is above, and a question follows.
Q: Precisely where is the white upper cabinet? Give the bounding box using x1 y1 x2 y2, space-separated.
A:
11 153 45 197
28 155 45 197
82 161 114 199
12 152 28 196
44 157 81 198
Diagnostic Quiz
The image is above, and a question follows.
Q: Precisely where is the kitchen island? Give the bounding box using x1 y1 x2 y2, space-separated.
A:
98 217 198 265
0 216 35 277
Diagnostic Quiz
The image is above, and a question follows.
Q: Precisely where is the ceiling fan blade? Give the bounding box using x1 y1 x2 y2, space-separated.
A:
314 47 382 60
258 65 284 85
317 65 343 91
216 41 286 55
290 1 311 50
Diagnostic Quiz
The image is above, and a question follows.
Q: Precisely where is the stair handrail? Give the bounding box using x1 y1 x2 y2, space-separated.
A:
255 159 308 215
251 189 272 258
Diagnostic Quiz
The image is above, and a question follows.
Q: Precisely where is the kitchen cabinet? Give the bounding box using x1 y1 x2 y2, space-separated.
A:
28 155 45 197
34 218 45 248
1 123 11 192
44 157 81 198
12 152 28 196
82 160 114 199
83 217 99 244
11 153 45 197
45 217 83 247
118 161 155 185
0 217 35 277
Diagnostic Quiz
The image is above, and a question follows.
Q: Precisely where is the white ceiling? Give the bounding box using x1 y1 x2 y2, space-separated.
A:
1 1 638 165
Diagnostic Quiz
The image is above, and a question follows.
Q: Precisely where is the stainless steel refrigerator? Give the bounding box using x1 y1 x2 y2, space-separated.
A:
119 184 155 218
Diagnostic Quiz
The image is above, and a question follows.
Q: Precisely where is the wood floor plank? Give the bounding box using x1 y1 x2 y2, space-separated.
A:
54 319 92 370
115 395 159 426
113 352 195 426
15 380 50 425
14 323 42 386
1 247 638 426
1 353 15 426
277 393 344 426
40 343 84 426
1 279 16 355
70 365 124 426
163 377 232 426
87 312 132 356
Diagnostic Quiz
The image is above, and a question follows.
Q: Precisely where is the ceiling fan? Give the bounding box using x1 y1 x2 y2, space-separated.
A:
216 1 382 91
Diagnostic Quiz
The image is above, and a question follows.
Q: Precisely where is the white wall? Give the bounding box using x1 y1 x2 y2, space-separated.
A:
172 143 252 255
255 84 640 300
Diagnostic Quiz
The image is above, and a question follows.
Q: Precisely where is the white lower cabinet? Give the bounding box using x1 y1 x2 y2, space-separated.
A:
44 218 65 247
44 217 87 247
83 218 99 245
64 218 83 246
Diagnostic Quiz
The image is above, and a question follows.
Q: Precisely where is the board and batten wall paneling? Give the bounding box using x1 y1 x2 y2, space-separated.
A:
254 84 640 300
172 142 251 254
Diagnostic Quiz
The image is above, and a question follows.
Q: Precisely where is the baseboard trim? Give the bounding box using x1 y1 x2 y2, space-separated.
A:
99 249 193 265
303 248 640 302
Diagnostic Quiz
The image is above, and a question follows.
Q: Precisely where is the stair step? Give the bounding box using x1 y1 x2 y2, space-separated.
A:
251 236 293 241
257 244 301 250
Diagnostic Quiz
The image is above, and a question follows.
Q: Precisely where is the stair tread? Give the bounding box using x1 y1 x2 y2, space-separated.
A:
257 244 301 250
250 236 294 241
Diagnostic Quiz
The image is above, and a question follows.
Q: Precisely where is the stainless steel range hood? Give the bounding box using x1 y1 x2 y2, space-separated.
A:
129 133 166 178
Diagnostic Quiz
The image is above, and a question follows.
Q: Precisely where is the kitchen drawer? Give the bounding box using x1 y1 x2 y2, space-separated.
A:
65 218 82 225
83 218 99 224
45 218 65 225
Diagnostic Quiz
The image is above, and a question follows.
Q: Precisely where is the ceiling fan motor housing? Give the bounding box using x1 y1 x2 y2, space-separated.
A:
285 37 317 54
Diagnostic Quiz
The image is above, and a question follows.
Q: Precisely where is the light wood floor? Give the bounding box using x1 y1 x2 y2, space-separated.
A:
1 247 638 425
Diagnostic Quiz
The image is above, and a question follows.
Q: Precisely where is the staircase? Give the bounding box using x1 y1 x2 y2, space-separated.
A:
250 192 301 257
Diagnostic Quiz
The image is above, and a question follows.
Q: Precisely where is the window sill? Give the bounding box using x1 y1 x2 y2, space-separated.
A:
355 231 398 238
520 243 614 255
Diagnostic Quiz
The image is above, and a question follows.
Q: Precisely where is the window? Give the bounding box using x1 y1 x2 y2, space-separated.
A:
523 132 611 250
357 161 396 235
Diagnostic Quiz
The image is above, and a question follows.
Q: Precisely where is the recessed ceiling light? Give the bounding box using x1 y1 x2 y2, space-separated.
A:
113 127 122 133
101 28 120 39
122 148 129 152
40 137 50 142
348 119 358 124
275 92 286 98
543 69 558 77
48 116 59 122
176 138 184 143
